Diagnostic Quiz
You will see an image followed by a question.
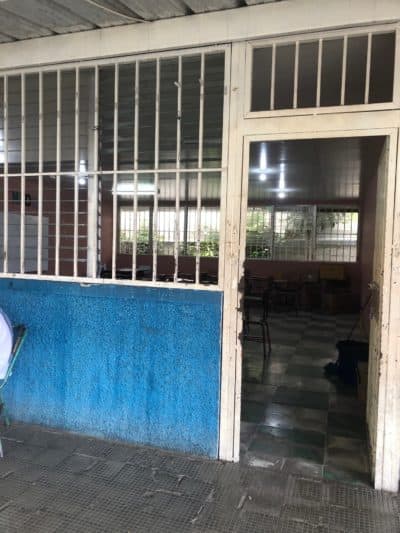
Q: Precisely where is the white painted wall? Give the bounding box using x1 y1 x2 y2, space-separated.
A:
0 212 48 273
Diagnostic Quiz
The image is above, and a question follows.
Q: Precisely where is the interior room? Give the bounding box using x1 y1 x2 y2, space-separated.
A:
240 136 385 485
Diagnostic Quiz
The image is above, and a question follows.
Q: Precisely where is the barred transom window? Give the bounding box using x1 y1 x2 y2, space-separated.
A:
251 29 396 112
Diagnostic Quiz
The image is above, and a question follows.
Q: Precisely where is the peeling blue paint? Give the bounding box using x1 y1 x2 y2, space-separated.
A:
0 279 223 457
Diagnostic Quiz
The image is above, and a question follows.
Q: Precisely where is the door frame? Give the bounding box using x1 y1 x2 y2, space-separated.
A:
220 123 400 491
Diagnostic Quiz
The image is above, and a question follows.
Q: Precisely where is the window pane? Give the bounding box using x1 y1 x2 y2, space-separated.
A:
275 44 295 110
369 32 395 103
251 46 272 111
274 207 312 261
345 35 368 105
246 207 273 258
297 41 318 108
321 38 343 107
315 209 359 262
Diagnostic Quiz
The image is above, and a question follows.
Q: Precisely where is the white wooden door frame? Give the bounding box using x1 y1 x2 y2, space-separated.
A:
220 118 400 491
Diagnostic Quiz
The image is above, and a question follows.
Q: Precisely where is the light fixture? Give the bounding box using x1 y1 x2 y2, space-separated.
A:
259 142 267 182
277 161 287 199
79 159 87 185
113 182 156 196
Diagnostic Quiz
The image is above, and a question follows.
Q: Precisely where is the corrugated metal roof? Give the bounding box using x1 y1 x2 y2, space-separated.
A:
0 0 279 43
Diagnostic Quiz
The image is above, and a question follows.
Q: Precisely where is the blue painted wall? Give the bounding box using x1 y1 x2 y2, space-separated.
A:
0 279 223 457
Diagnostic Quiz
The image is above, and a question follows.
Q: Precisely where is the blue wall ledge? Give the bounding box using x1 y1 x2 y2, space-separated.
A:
0 279 223 458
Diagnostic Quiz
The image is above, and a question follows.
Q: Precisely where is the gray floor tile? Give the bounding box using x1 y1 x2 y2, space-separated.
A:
0 421 397 532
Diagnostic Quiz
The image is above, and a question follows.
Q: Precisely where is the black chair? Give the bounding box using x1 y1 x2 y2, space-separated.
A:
271 280 302 315
242 288 271 382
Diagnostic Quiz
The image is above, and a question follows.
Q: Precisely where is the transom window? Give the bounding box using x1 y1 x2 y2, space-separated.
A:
250 29 396 112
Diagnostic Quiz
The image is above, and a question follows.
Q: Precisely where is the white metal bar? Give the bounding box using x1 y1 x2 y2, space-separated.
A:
37 71 43 275
341 35 348 105
270 43 276 110
195 54 205 284
92 65 99 278
55 69 61 276
0 271 221 291
2 76 8 274
174 56 182 283
112 64 119 280
0 168 223 178
132 61 139 280
316 38 323 107
152 58 160 283
73 67 80 277
293 41 299 109
86 67 99 278
365 32 372 104
20 74 25 274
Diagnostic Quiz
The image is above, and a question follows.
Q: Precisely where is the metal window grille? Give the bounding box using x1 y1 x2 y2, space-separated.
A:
246 205 359 263
120 205 220 258
0 46 227 287
250 29 396 112
315 208 359 262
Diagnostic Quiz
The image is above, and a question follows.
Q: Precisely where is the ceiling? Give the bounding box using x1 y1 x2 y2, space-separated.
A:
0 0 280 43
248 137 385 202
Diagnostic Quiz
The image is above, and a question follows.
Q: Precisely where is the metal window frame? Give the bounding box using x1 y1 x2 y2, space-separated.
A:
0 43 230 291
244 23 400 119
245 203 360 263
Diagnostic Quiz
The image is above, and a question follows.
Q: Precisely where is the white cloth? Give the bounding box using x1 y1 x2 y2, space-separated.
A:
0 310 13 379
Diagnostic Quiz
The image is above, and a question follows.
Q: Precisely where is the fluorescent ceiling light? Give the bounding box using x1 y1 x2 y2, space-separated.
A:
113 182 156 196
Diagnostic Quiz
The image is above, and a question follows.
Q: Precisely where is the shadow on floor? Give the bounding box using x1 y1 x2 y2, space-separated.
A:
241 312 371 486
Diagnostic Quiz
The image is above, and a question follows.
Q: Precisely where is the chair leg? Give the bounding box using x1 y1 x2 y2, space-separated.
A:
261 322 267 383
265 321 272 357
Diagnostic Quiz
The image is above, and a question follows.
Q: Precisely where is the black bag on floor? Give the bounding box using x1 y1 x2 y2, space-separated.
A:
324 293 371 386
332 340 369 386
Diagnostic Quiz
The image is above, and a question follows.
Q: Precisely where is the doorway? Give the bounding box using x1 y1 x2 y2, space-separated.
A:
239 134 391 486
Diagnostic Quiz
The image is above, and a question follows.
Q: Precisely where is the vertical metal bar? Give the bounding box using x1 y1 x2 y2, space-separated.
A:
365 33 372 104
341 35 348 105
37 72 43 275
3 76 8 274
271 206 275 260
293 41 299 109
132 61 139 280
20 74 25 274
73 67 79 277
195 53 205 285
311 205 317 261
152 58 160 282
92 65 99 277
316 38 323 107
87 67 99 278
55 69 61 276
174 56 182 283
112 64 119 280
270 43 276 111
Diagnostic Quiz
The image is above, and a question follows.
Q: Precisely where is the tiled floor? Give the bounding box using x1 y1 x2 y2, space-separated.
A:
241 312 371 485
0 422 399 532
